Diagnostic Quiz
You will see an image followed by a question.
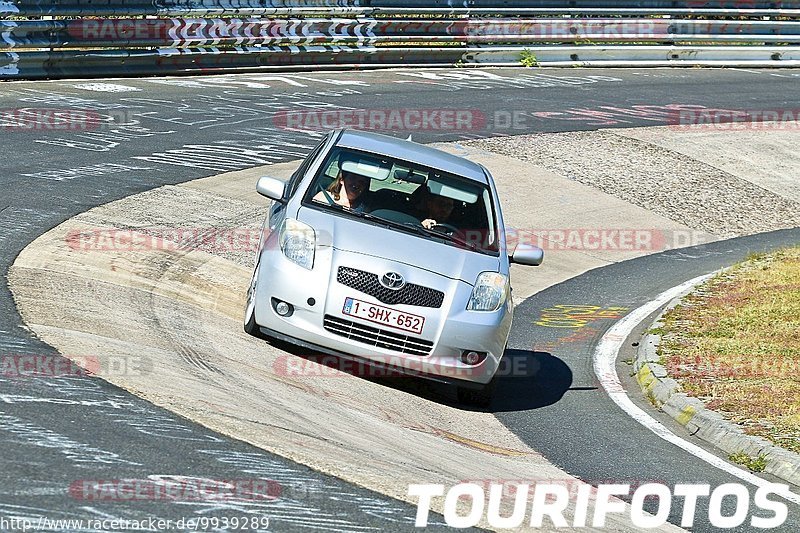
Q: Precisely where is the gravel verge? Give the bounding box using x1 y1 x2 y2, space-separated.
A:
464 131 800 238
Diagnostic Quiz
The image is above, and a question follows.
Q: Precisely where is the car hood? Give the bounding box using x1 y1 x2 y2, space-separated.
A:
298 207 500 284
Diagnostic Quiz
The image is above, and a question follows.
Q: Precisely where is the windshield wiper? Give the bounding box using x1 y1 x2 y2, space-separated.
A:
346 211 483 252
361 214 437 240
345 212 434 239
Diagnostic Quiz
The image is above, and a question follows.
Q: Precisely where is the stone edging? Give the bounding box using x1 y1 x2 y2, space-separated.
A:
634 290 800 488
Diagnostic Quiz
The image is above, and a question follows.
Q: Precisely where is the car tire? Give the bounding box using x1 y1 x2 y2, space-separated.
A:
244 263 262 339
457 374 497 408
244 306 261 338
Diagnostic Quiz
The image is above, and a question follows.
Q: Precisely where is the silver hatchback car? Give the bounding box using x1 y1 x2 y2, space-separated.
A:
244 130 542 406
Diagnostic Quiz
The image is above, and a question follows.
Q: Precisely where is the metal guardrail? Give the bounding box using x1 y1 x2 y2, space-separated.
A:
9 5 800 16
5 2 800 16
2 1 800 79
5 18 800 48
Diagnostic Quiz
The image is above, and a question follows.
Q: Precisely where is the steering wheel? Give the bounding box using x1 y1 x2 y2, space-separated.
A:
431 223 460 235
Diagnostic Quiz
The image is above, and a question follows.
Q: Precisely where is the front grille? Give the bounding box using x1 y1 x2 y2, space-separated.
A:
323 315 433 357
337 266 444 308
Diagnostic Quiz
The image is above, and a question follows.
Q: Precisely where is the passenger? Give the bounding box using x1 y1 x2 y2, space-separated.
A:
314 170 370 212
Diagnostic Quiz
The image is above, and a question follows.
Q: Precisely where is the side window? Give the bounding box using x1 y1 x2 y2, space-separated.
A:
269 138 327 228
286 136 328 199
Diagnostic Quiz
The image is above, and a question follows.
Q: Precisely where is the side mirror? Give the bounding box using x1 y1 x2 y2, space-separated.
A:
510 246 543 266
256 176 286 202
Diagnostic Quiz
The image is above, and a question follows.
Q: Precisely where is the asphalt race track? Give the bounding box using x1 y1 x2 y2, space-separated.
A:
1 68 799 530
500 229 800 532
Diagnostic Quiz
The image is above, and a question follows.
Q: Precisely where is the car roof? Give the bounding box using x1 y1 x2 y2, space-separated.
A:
334 129 489 184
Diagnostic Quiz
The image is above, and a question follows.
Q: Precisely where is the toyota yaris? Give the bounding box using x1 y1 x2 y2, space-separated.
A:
244 129 543 406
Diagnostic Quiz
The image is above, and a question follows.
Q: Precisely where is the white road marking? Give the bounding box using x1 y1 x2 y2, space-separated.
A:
72 83 141 92
729 68 767 75
593 273 800 505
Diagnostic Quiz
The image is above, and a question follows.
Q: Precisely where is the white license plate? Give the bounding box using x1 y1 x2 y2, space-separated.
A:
342 297 425 335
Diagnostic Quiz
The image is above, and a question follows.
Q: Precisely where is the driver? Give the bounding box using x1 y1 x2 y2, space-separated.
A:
418 190 455 230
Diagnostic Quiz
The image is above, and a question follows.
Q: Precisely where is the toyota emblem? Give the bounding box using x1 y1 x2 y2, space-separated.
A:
380 272 405 290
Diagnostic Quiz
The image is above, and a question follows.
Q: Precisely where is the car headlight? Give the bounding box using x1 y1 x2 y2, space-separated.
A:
467 272 509 312
279 219 315 270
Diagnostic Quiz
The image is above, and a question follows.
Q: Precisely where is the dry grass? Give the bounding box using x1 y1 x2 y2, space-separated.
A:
659 246 800 454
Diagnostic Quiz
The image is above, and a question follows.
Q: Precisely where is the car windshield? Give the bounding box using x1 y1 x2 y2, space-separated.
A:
303 146 499 254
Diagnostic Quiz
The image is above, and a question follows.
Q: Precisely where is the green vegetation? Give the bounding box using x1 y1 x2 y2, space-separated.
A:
729 452 768 473
519 49 539 68
658 247 800 454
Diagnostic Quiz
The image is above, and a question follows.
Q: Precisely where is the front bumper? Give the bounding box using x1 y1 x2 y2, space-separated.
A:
252 247 511 386
258 325 487 390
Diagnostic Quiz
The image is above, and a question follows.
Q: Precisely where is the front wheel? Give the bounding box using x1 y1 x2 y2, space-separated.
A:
244 304 261 338
244 264 262 338
457 375 497 408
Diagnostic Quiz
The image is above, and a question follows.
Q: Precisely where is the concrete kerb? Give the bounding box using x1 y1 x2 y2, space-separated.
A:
633 275 800 489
